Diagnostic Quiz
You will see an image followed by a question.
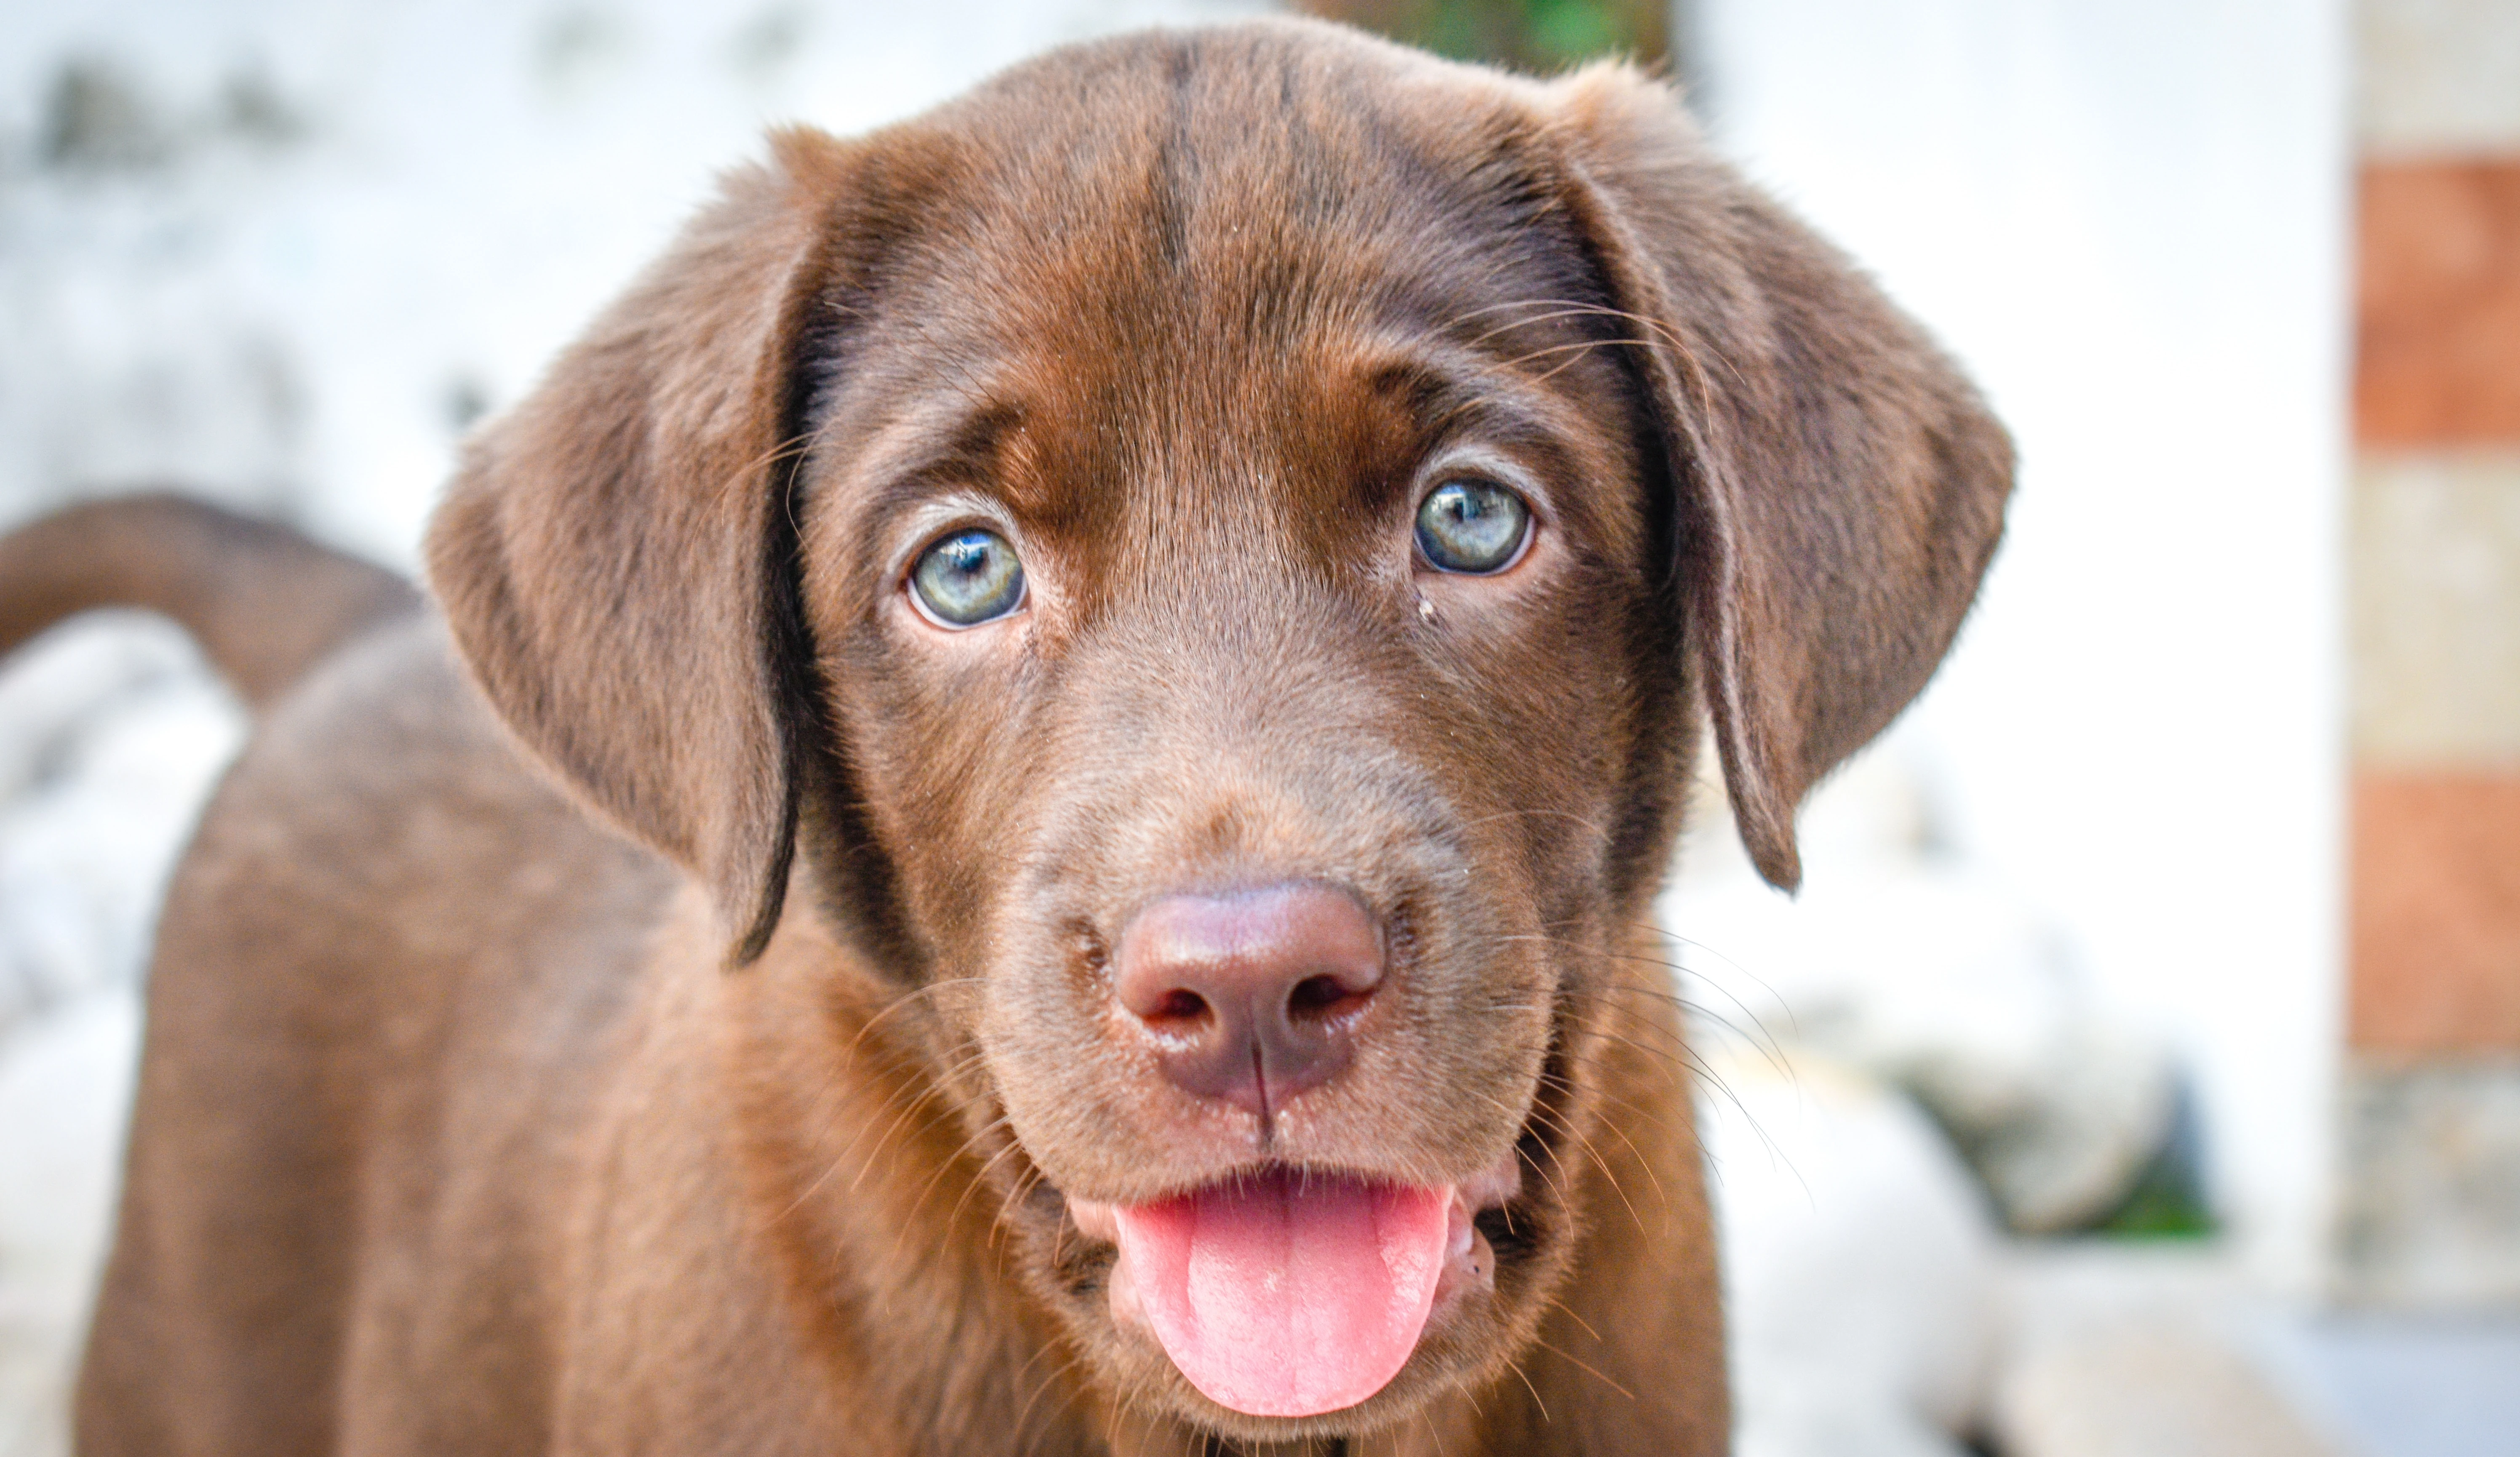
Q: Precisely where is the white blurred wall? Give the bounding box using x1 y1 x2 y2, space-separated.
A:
1690 0 2354 1288
0 0 1263 565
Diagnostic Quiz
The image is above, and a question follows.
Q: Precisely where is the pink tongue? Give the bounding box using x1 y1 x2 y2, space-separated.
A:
1113 1172 1449 1418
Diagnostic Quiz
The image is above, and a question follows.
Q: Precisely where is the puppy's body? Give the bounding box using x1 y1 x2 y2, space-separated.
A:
77 616 1716 1454
42 20 2008 1456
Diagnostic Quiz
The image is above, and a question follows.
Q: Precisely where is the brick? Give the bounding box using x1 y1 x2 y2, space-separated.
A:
2359 0 2520 154
2352 452 2520 764
2356 160 2520 447
2350 772 2520 1052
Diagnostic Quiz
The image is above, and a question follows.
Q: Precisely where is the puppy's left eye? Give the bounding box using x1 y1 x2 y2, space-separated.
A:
910 529 1025 627
1415 479 1531 574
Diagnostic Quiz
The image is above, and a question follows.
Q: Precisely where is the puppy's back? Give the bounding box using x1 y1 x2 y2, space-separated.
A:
75 616 676 1454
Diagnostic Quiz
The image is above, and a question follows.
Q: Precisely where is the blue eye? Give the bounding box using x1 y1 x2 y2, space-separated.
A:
910 529 1025 626
1415 480 1530 574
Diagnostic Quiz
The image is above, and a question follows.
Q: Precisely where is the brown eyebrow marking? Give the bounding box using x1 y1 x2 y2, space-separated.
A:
856 398 1033 520
1357 345 1596 470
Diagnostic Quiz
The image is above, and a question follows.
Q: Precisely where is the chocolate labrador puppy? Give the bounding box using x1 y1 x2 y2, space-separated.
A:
19 18 2008 1456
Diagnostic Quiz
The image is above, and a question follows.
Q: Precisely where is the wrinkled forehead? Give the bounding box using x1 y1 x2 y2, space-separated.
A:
810 36 1636 537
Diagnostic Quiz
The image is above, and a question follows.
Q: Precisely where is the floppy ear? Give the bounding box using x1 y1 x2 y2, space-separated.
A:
425 128 860 964
1541 67 2015 891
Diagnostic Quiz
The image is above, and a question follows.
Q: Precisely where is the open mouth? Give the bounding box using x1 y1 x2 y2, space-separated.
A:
1068 1157 1520 1418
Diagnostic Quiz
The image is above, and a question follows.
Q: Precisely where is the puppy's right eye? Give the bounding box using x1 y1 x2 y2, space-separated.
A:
910 529 1025 627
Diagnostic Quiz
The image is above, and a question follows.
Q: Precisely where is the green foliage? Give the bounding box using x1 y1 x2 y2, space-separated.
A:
1308 0 1668 73
2093 1133 2219 1240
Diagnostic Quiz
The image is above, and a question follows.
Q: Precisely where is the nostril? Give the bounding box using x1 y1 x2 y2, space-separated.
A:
1287 973 1361 1019
1148 987 1210 1027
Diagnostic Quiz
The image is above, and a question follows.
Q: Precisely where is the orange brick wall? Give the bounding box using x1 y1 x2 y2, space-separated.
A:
2351 774 2520 1051
2357 161 2520 446
2350 155 2520 1053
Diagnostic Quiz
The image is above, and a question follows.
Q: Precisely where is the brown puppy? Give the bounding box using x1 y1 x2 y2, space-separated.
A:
31 19 2009 1456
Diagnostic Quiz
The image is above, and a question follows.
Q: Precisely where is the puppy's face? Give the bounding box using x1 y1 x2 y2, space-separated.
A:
429 19 2010 1447
792 69 1678 1429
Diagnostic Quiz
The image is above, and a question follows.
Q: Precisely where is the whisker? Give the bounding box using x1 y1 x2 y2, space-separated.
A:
1540 1293 1606 1348
1534 1337 1636 1403
1009 1342 1090 1449
1505 1357 1551 1425
772 1043 988 1223
1532 1069 1672 1214
826 1046 992 1207
943 1136 1030 1238
882 1113 1018 1270
988 1161 1049 1260
839 976 988 1062
1442 296 1693 358
1561 981 1787 1091
1524 1099 1647 1237
1473 926 1795 1075
1537 1065 1682 1142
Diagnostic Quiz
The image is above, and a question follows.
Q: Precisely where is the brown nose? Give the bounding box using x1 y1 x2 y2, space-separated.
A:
1114 884 1385 1117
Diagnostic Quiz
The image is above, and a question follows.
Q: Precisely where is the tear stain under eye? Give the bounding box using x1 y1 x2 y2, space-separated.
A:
1416 595 1437 623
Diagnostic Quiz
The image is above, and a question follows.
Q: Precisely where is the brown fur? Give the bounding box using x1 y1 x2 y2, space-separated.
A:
48 21 2009 1456
0 494 416 710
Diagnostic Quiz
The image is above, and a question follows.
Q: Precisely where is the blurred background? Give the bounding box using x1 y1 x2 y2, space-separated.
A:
0 1 2511 1454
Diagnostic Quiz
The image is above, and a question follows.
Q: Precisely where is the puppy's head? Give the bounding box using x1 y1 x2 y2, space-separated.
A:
427 19 2009 1442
